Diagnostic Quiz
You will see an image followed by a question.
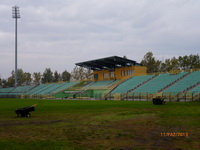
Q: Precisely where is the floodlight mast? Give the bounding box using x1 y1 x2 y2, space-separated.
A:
12 6 20 87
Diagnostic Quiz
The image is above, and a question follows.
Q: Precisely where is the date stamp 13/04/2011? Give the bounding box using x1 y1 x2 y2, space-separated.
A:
160 132 189 137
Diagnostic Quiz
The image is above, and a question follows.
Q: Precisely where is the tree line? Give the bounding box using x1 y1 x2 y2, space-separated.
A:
0 67 92 88
0 52 199 87
141 52 200 73
0 68 71 88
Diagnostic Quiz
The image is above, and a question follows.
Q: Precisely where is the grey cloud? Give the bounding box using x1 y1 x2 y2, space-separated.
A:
0 0 200 78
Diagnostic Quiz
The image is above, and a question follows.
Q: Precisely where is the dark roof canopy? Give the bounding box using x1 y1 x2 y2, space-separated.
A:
76 56 142 71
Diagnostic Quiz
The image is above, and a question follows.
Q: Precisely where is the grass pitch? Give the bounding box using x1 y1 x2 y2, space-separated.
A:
0 99 199 150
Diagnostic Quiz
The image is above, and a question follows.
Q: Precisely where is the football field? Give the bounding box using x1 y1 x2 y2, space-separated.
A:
0 99 199 150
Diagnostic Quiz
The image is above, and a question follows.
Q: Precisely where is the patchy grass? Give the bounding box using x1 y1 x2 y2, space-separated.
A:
0 99 199 150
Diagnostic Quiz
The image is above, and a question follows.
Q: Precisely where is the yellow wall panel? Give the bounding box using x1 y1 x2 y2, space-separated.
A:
92 66 147 81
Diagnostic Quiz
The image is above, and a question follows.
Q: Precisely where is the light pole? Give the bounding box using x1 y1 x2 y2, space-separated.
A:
12 6 20 87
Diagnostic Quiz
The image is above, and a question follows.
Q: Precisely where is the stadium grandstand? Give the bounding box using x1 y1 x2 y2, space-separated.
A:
0 56 200 101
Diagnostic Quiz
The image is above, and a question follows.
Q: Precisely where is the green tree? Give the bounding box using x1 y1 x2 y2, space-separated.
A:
23 72 32 85
53 71 61 82
7 76 15 87
0 77 4 88
71 66 92 80
7 69 31 86
178 55 190 70
61 70 71 82
160 59 170 72
0 79 8 88
170 57 179 71
33 72 41 85
42 68 53 83
188 54 200 69
11 69 24 86
141 52 161 73
177 54 200 70
161 57 179 72
84 68 92 80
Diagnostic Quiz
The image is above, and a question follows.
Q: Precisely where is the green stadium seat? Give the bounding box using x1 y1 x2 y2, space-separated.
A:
130 72 188 94
163 71 200 94
111 75 154 94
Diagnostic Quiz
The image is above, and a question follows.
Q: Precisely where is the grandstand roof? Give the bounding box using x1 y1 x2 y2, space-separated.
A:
76 56 142 71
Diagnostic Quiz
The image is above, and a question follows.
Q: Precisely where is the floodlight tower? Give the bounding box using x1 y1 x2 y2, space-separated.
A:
12 6 20 87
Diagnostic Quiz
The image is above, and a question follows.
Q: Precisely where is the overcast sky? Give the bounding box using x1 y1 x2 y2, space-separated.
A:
0 0 200 78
